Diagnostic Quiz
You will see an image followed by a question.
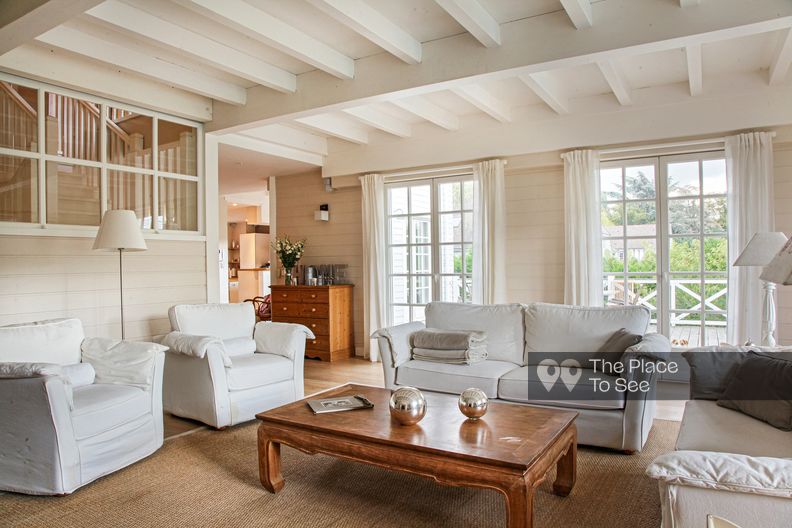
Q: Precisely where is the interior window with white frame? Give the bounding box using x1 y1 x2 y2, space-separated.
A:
0 74 202 233
386 175 475 325
600 151 728 348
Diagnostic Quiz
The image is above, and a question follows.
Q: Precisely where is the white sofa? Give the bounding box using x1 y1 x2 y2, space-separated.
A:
647 354 792 527
0 318 166 495
162 302 314 429
374 302 672 452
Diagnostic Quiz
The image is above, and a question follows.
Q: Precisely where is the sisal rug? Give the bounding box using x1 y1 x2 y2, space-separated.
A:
0 420 678 528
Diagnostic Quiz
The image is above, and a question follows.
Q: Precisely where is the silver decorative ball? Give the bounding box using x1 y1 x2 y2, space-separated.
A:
389 386 427 426
458 388 488 420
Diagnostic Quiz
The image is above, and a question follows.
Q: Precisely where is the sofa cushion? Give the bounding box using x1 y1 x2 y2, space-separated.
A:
62 363 96 387
424 302 524 365
676 400 792 458
169 303 255 341
395 359 517 398
0 318 84 365
523 303 649 363
71 384 150 440
498 366 626 410
223 337 256 358
226 353 294 392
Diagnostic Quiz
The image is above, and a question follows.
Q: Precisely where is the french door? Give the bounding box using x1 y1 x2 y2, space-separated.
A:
600 151 728 348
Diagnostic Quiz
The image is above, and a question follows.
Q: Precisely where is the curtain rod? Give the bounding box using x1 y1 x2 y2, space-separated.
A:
380 159 508 179
577 132 778 157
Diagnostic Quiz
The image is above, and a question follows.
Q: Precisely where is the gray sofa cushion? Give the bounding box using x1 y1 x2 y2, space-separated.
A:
682 347 751 400
523 303 649 363
425 302 524 365
676 400 792 458
498 366 626 410
395 359 517 398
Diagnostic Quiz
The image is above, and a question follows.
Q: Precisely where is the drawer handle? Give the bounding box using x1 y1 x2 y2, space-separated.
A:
311 324 316 328
311 308 316 312
282 307 287 311
312 340 318 345
311 294 316 298
281 294 287 298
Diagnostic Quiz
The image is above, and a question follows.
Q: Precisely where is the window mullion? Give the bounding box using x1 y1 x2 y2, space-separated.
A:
99 103 107 216
37 89 45 225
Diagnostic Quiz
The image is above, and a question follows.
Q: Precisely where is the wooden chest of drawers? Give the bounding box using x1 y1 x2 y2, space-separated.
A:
270 285 354 362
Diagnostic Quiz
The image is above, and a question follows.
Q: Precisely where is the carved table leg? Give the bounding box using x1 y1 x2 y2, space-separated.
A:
552 429 577 497
503 479 533 528
258 425 284 493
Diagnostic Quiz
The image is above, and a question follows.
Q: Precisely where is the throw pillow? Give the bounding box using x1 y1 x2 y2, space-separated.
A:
717 352 792 431
596 328 642 375
682 347 751 400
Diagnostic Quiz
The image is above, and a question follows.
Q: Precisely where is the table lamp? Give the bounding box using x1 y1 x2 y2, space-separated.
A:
93 210 147 339
734 232 788 346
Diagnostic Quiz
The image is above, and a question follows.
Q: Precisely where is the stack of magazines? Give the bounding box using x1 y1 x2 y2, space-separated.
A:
307 394 374 414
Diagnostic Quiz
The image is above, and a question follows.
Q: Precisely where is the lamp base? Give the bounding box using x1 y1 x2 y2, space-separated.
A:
761 281 777 347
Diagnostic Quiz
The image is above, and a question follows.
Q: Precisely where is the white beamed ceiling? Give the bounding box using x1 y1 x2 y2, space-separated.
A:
1 0 791 175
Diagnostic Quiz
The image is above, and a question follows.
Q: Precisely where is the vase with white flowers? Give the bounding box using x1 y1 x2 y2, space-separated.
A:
274 235 306 286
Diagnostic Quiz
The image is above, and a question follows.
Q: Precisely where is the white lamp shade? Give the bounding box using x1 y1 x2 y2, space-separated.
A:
760 235 792 285
733 232 788 267
93 210 147 251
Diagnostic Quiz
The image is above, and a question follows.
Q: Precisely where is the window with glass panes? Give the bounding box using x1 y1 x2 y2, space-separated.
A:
386 176 474 325
0 74 201 233
600 151 728 348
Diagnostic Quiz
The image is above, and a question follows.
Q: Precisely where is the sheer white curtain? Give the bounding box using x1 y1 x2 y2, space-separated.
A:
361 173 387 362
726 132 775 345
472 159 507 304
562 150 602 306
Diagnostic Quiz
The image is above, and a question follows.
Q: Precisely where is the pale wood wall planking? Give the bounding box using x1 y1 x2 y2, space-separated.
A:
0 236 206 341
274 171 365 356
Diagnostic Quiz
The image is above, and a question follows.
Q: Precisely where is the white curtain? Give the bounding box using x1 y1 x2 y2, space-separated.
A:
726 132 775 345
361 173 387 362
472 159 507 304
562 150 602 306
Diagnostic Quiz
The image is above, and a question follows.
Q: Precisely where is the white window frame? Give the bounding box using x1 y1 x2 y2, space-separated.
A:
0 72 204 240
385 174 474 326
600 150 728 348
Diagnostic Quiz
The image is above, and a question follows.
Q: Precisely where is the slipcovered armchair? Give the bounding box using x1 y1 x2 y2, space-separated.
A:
0 318 166 495
163 303 314 429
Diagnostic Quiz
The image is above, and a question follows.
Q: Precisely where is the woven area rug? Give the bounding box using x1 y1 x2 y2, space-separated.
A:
1 419 678 527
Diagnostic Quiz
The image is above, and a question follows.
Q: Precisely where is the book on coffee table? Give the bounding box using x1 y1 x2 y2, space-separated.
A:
307 394 374 414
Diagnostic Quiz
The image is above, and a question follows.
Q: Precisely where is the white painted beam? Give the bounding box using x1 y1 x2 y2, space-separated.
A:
392 97 460 131
240 124 328 156
0 0 103 55
307 0 421 64
178 0 354 79
597 60 633 105
679 0 701 7
517 72 569 115
559 0 593 29
86 0 296 93
686 43 703 96
217 133 324 166
434 0 501 48
37 25 246 105
342 106 412 137
452 85 511 122
294 114 369 145
0 44 212 121
206 0 792 131
769 27 792 86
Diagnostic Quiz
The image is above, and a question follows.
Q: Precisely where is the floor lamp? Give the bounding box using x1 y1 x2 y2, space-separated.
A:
93 210 147 340
734 232 788 347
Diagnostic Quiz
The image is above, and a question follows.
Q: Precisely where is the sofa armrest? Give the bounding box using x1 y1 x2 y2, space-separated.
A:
0 362 73 409
647 450 792 499
254 321 314 360
372 321 425 388
161 331 231 367
81 338 166 391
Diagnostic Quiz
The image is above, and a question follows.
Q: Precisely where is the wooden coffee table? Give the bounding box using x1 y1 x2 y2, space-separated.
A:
256 384 577 528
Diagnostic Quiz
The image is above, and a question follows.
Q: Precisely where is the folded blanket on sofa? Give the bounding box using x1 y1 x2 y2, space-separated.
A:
411 328 486 350
412 346 488 365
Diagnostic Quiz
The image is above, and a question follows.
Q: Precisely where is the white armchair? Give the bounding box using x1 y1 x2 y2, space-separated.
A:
0 318 166 495
163 303 314 429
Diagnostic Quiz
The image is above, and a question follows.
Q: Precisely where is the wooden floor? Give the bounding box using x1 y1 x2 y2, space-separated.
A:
164 357 686 439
